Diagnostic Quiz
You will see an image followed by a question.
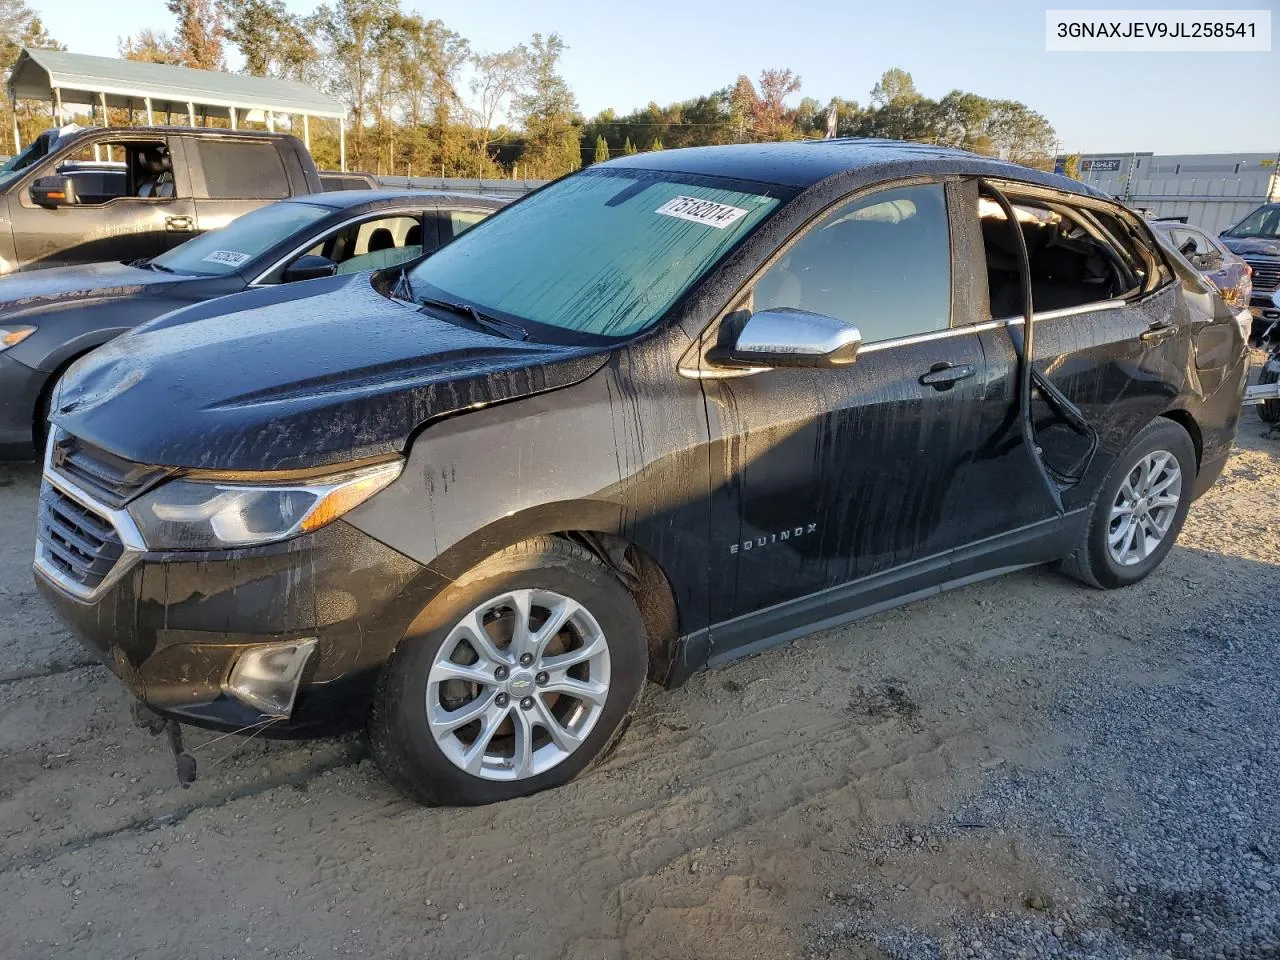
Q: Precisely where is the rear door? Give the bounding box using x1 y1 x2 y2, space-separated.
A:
952 181 1186 573
698 180 987 650
184 137 294 235
10 135 196 269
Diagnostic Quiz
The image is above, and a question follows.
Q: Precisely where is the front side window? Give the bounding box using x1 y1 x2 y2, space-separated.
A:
752 183 951 344
407 169 783 340
43 139 171 205
326 215 423 275
151 201 331 277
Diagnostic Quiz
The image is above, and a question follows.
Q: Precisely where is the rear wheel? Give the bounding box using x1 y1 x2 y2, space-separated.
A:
369 536 647 805
1061 418 1196 589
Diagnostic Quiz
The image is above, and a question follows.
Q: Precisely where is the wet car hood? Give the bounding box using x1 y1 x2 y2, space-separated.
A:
50 272 612 471
0 260 188 315
1219 236 1280 258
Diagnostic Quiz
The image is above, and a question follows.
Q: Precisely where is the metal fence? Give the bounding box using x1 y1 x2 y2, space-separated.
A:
1067 152 1279 233
372 175 547 197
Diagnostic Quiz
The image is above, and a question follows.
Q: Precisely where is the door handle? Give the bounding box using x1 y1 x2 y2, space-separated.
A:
165 215 195 233
1140 319 1178 342
919 362 976 390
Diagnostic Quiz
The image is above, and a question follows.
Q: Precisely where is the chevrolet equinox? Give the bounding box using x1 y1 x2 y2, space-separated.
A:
34 141 1250 805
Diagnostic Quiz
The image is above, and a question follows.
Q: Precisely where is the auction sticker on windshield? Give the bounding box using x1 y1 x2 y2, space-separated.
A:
656 196 749 229
202 250 252 267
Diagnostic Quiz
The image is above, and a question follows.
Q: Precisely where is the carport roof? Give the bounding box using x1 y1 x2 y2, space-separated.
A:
7 47 346 120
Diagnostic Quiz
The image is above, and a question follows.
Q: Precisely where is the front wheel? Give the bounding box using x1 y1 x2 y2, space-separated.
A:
1061 418 1197 589
369 536 647 806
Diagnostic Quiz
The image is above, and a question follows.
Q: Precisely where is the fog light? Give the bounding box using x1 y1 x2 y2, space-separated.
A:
224 638 318 718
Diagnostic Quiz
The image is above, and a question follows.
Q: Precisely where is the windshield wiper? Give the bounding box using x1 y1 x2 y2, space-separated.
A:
417 295 528 341
390 268 414 302
146 260 176 274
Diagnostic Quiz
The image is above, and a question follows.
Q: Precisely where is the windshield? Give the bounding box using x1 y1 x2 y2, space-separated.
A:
407 169 783 339
1223 205 1280 240
151 201 333 277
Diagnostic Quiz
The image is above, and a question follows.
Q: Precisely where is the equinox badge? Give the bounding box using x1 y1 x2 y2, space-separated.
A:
730 523 818 554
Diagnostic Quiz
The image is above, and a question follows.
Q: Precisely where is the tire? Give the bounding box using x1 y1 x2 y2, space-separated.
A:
1259 364 1279 425
1061 418 1197 590
369 536 647 806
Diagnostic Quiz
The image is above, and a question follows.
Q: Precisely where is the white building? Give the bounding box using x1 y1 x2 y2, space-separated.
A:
1058 152 1280 233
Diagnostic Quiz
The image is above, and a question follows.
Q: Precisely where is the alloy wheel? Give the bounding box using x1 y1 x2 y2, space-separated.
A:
426 588 611 780
1107 450 1182 566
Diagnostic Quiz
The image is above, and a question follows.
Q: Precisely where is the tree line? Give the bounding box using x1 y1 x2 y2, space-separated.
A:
2 0 1059 177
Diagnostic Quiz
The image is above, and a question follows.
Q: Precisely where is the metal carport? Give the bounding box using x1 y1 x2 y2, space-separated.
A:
7 47 348 168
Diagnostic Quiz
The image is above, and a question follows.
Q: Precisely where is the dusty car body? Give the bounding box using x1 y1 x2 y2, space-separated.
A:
34 140 1249 806
0 190 503 459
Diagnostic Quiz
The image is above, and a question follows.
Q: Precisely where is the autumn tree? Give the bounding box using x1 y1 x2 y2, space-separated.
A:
167 0 224 69
469 45 526 171
728 74 758 142
752 68 801 140
314 0 398 169
514 32 580 178
120 29 181 64
222 0 318 80
1 0 61 150
870 67 919 107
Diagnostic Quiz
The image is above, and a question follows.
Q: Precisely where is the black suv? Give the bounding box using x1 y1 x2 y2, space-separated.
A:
33 140 1249 806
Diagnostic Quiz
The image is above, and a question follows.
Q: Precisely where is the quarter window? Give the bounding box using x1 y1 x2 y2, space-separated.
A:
752 183 951 344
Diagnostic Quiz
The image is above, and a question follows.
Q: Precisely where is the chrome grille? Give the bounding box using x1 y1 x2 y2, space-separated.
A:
50 434 171 509
1243 257 1280 292
36 483 124 591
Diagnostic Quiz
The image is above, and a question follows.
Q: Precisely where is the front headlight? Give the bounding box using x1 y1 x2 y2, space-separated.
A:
127 459 403 550
0 325 37 351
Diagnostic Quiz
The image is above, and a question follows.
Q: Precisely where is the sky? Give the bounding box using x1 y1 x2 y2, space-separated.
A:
31 0 1280 155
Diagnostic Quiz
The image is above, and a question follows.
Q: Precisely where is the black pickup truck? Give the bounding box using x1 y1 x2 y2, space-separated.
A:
0 125 323 274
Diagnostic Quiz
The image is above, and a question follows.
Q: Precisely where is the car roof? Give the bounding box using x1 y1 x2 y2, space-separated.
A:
296 189 509 211
601 138 1105 198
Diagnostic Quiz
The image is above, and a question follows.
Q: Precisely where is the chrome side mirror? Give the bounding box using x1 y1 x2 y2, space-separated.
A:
722 308 862 369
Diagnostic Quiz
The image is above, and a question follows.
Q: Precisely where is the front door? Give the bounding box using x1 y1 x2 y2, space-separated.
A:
699 181 986 655
10 136 195 269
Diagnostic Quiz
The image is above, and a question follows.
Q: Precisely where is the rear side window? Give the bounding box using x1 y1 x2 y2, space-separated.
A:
196 140 289 200
752 183 951 344
979 194 1155 319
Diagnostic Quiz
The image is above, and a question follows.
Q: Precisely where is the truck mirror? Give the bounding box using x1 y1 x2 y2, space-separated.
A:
30 175 78 209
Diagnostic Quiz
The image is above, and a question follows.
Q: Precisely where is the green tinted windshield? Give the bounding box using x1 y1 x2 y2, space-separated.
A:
407 169 782 339
151 201 332 276
1224 205 1280 239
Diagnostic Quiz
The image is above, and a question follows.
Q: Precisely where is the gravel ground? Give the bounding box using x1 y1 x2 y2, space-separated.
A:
1 381 1277 960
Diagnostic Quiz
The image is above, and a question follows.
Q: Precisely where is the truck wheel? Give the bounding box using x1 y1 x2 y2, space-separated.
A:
369 536 647 806
1258 365 1279 424
1061 418 1196 590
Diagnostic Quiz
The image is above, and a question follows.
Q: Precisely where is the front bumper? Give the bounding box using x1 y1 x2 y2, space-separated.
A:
0 351 46 460
34 467 448 735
